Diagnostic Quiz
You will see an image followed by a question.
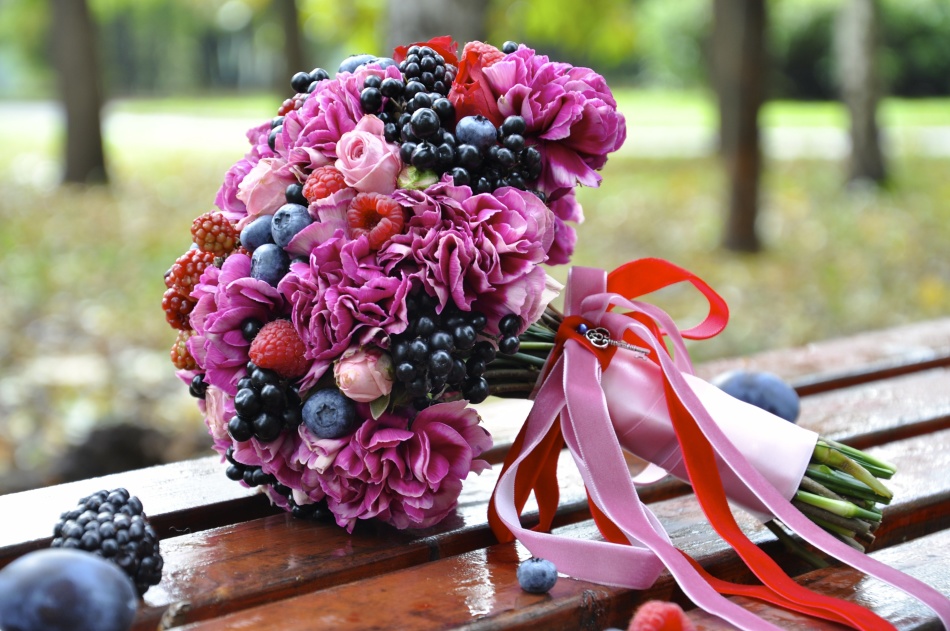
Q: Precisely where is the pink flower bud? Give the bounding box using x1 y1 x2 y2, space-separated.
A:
334 346 394 403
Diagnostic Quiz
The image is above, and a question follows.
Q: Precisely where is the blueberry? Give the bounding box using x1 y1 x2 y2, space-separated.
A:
338 53 377 74
302 388 358 439
271 203 312 248
712 370 801 423
516 557 558 594
239 214 275 252
0 549 138 631
455 115 497 152
250 243 290 287
374 56 398 69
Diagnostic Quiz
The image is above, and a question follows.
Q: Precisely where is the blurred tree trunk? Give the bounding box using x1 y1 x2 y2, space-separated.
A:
51 0 107 184
275 0 306 88
712 0 766 252
835 0 886 185
385 0 488 54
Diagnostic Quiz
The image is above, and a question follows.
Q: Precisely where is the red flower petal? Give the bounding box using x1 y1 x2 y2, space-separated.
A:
393 35 459 67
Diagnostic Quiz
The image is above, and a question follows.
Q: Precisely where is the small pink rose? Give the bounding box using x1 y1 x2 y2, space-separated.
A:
236 157 297 228
335 116 401 194
333 346 394 403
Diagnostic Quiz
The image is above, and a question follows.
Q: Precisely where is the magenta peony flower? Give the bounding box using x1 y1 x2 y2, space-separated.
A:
381 181 555 334
482 46 626 192
279 65 404 173
317 401 492 531
334 346 394 403
280 234 412 392
188 253 288 394
334 115 401 194
232 430 303 492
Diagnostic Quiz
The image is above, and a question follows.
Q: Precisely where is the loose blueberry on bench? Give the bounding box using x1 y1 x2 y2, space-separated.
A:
0 548 137 631
517 557 558 594
303 388 358 438
712 369 801 423
51 488 164 596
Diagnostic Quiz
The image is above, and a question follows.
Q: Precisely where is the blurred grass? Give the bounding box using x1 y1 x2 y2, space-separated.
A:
1 90 949 491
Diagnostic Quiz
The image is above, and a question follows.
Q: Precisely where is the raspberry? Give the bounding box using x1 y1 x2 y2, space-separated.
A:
170 330 197 370
165 248 216 292
191 211 239 255
627 601 695 631
347 193 406 250
248 319 310 379
162 287 194 330
277 95 306 116
303 165 349 202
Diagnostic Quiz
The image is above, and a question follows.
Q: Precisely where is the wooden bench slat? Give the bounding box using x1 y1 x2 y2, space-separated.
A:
163 427 950 630
694 317 950 394
687 528 950 630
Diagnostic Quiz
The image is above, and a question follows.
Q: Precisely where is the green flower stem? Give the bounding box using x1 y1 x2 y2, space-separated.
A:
508 352 548 368
794 490 882 523
804 464 890 504
813 441 894 499
764 520 830 569
517 341 556 352
820 438 897 478
798 475 845 502
483 368 541 383
792 498 874 536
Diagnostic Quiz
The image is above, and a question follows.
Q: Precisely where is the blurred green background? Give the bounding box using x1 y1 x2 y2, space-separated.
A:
1 0 949 493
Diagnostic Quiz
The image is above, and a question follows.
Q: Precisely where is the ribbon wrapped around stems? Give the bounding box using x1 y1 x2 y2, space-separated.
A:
488 258 950 631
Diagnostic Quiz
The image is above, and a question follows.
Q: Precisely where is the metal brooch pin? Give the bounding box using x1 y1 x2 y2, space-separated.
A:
583 326 650 358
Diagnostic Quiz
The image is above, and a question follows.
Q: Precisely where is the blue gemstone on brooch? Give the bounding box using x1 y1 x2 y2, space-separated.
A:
577 323 589 335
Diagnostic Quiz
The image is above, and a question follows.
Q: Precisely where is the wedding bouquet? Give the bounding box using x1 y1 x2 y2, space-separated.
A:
161 36 950 630
162 36 621 531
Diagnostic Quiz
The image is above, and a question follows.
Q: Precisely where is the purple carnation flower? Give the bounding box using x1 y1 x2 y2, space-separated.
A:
381 181 555 334
279 65 404 173
316 401 492 532
280 233 412 392
188 253 288 395
483 46 626 191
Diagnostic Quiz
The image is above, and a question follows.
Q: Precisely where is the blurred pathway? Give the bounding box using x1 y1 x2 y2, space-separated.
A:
2 100 950 162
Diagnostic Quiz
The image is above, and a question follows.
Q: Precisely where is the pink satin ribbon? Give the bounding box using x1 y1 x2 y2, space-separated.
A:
489 260 950 630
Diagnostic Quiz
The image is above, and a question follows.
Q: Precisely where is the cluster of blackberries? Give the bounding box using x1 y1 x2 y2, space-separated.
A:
227 334 304 444
224 445 278 487
263 478 329 520
398 45 457 96
452 115 543 195
390 289 521 406
51 488 163 596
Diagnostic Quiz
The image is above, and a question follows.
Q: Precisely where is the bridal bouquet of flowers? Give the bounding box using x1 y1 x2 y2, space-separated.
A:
161 36 950 630
161 36 621 531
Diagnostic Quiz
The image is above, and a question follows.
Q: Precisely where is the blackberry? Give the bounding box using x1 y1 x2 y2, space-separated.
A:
51 488 163 596
390 289 525 405
189 373 208 399
227 356 304 443
224 446 277 488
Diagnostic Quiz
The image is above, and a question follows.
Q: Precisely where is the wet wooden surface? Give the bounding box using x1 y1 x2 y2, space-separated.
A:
2 319 949 630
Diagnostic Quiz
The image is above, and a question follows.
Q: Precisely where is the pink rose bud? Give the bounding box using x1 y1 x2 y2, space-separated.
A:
333 346 394 403
334 115 401 194
236 157 298 228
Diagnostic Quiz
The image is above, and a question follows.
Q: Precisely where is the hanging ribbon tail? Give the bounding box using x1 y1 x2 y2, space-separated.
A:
488 259 950 631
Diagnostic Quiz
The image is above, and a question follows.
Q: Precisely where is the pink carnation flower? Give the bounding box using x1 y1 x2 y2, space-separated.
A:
319 401 492 531
188 253 288 394
483 46 626 192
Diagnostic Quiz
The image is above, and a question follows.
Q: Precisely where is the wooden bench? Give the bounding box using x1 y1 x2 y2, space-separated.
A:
3 318 950 630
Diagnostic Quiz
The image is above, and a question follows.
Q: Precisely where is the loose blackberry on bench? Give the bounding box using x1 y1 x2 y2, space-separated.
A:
51 488 163 596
